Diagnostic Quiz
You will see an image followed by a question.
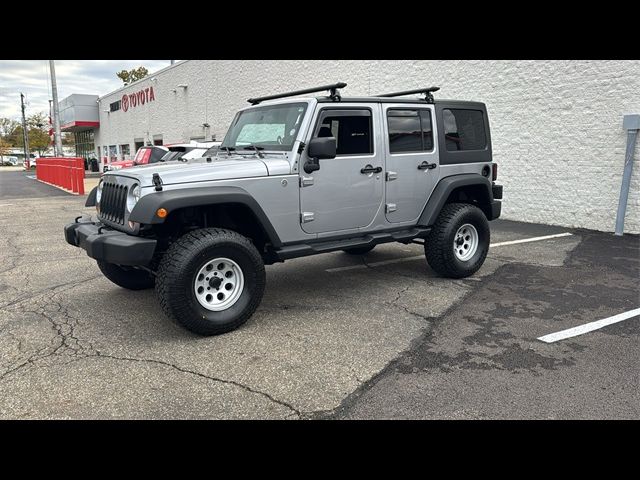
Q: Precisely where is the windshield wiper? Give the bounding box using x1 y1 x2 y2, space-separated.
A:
243 145 265 158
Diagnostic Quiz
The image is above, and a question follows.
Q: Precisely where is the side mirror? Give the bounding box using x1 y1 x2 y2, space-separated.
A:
308 136 336 160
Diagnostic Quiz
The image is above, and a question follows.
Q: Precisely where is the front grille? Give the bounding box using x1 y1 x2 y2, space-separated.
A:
99 182 128 225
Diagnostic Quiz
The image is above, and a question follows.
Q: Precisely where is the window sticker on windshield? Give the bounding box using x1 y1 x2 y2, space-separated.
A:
289 129 296 136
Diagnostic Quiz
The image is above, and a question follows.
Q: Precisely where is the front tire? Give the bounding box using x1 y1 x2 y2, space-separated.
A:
155 228 266 336
97 261 155 290
425 203 490 278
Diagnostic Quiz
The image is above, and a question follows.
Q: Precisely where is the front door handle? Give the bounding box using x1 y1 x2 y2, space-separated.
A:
418 161 437 170
361 165 383 174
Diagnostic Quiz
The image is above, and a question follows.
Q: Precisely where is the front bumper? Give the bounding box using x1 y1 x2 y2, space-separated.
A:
64 220 157 266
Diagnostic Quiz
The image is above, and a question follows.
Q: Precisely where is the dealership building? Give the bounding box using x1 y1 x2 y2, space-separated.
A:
58 59 640 233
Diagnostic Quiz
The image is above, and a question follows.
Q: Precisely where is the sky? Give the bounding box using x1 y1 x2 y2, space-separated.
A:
0 60 172 121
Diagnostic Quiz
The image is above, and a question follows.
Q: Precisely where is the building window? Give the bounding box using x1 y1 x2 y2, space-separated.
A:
73 129 96 165
120 144 130 160
153 135 163 146
108 145 118 161
387 109 434 154
314 109 373 156
110 100 121 112
443 109 486 151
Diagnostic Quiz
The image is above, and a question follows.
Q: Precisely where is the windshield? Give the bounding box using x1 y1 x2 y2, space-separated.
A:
181 148 207 160
203 145 220 157
221 102 307 152
159 151 182 162
159 147 196 163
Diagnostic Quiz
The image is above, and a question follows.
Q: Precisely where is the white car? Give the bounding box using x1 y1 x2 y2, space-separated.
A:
23 157 37 169
1 155 19 166
160 141 222 163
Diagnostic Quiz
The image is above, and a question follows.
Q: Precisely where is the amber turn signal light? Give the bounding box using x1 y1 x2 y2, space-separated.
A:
156 208 168 218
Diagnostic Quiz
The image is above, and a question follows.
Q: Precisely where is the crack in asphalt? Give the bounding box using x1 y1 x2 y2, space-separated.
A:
1 287 302 418
0 233 21 275
92 353 302 418
0 275 102 310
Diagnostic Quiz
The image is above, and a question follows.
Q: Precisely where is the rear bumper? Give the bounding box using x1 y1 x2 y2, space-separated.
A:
64 221 156 266
488 183 503 220
489 200 502 220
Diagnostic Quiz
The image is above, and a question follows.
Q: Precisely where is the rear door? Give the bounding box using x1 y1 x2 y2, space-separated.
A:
383 104 438 223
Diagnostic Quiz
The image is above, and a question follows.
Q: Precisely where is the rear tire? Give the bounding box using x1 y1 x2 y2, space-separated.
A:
97 261 155 290
343 245 375 255
425 203 490 278
155 228 265 336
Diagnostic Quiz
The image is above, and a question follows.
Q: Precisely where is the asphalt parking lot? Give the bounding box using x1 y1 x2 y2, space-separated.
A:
0 168 638 419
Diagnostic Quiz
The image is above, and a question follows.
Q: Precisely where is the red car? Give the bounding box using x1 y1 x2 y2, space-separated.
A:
104 146 168 172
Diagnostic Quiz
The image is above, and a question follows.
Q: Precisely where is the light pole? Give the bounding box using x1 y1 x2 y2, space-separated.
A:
614 115 639 236
20 93 30 166
49 60 64 156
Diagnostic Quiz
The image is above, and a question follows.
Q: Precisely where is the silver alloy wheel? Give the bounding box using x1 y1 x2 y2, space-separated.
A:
453 223 479 261
194 257 244 311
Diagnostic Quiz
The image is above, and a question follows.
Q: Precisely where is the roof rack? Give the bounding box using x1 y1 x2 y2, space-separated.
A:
247 82 347 105
377 87 440 104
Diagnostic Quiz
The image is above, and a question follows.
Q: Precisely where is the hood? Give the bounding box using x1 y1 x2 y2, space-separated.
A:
104 154 290 187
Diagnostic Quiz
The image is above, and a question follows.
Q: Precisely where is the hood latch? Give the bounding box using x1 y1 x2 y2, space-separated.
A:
152 173 163 192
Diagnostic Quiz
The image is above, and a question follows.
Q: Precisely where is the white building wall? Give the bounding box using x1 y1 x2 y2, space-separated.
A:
95 60 640 233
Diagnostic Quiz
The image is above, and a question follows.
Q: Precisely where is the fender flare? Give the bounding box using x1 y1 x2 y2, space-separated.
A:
417 174 495 226
85 186 98 207
129 186 282 247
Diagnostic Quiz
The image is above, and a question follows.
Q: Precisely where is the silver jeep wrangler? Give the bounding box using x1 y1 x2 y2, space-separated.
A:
65 83 502 335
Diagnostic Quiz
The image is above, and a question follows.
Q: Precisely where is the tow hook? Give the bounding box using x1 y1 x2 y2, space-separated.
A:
153 173 163 192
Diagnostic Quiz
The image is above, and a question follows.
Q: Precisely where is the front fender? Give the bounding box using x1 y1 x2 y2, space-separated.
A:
85 186 98 207
128 186 282 247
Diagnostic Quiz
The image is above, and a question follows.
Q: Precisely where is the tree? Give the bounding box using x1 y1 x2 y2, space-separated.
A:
62 132 75 148
28 128 52 156
116 66 149 85
0 138 12 162
12 112 53 156
0 118 20 143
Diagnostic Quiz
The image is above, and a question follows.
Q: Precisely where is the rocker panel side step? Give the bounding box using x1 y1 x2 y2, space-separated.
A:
274 228 430 261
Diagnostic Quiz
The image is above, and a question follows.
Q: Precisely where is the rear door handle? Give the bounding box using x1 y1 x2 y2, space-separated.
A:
361 165 383 174
418 161 437 170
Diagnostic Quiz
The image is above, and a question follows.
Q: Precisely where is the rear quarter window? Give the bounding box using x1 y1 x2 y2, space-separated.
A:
443 109 487 151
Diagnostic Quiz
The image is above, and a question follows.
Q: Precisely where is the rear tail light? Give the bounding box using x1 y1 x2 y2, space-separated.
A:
492 163 498 181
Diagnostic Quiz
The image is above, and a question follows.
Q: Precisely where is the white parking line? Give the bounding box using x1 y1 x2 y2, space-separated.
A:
0 204 15 207
538 308 640 343
325 232 573 273
489 232 572 247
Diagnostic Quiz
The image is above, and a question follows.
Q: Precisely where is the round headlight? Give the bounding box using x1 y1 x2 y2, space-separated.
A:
127 184 140 212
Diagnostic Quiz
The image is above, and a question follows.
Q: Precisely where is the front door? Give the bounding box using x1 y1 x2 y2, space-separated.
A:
299 105 384 234
383 104 438 223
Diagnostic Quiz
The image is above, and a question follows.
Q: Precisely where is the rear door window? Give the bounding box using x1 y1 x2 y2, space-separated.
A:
387 109 434 153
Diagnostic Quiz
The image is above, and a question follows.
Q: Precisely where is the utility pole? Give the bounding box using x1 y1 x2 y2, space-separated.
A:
20 93 30 165
49 60 63 156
